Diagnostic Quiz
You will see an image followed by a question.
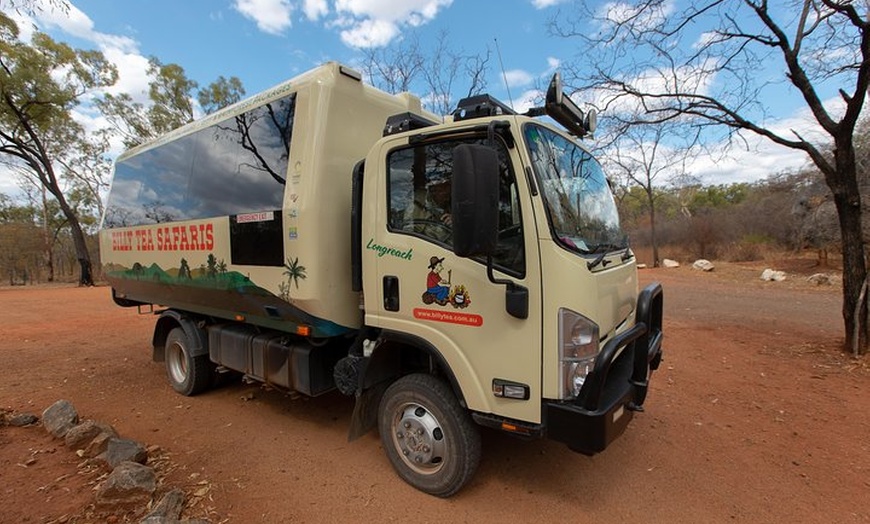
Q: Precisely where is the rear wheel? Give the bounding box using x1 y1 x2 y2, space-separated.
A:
378 373 481 497
165 327 213 396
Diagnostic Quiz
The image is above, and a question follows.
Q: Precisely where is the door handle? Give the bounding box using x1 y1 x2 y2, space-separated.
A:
383 275 399 311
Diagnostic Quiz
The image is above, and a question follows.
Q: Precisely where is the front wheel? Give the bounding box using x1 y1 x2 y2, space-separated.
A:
378 374 481 497
165 327 214 396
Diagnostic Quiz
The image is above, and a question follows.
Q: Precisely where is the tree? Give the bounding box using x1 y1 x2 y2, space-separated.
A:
0 13 117 286
0 192 40 284
99 62 247 148
553 0 870 354
601 122 700 266
360 30 491 116
198 75 246 114
98 57 196 148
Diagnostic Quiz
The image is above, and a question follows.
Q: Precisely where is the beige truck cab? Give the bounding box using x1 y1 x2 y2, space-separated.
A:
100 62 663 497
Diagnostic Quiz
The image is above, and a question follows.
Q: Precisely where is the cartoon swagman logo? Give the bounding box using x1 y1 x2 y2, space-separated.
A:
421 256 471 308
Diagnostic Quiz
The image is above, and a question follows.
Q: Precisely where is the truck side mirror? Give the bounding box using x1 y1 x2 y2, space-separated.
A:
451 144 499 258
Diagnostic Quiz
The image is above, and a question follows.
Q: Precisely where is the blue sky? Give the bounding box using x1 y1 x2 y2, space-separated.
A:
11 0 570 109
0 0 839 196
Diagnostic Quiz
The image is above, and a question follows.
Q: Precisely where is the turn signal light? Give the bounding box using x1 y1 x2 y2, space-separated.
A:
492 379 529 400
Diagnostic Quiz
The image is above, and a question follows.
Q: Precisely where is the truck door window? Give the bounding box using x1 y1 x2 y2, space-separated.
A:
387 138 525 277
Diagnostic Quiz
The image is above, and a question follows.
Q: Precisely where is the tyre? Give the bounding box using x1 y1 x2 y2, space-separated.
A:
378 373 481 497
165 327 214 396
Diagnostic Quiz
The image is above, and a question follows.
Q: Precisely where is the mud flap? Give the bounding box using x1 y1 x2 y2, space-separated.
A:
348 381 389 441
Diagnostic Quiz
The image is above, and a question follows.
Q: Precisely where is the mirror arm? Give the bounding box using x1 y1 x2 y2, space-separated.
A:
486 256 529 320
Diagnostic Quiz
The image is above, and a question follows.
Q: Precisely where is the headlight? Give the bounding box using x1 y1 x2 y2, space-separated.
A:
558 308 599 399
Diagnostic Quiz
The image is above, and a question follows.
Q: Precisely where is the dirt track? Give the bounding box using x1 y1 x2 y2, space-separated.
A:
1 263 868 523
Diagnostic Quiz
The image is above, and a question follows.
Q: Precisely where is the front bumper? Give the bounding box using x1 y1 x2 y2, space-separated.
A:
545 282 664 455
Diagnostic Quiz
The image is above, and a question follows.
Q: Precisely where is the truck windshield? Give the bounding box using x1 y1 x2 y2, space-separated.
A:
524 123 626 255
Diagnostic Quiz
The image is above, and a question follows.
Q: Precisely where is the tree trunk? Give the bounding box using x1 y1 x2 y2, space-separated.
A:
68 217 94 286
41 185 55 282
829 142 867 354
648 191 660 267
52 191 94 287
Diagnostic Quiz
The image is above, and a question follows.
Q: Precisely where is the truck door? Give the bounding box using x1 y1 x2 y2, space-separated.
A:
364 132 543 424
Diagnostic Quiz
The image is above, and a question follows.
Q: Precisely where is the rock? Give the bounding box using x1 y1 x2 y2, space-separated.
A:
42 400 79 438
140 488 185 524
807 273 834 286
101 438 149 469
662 259 680 268
9 413 39 427
692 259 715 272
95 461 156 509
761 269 787 282
65 420 118 449
84 430 117 458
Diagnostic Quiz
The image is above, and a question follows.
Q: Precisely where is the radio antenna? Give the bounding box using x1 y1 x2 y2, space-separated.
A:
494 38 514 110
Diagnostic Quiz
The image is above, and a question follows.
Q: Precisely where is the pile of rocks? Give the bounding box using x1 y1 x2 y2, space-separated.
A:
7 400 209 524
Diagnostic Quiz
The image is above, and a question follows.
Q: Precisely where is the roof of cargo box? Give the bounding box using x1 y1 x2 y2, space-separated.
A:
115 62 424 162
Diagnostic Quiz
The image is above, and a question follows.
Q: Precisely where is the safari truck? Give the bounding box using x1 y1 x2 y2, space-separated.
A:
99 62 664 497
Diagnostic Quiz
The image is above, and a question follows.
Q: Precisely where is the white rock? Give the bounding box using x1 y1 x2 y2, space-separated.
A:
807 273 834 286
662 259 680 268
692 259 715 272
761 269 787 282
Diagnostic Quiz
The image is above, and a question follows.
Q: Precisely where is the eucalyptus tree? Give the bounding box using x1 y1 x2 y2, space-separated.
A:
99 60 246 147
0 12 117 286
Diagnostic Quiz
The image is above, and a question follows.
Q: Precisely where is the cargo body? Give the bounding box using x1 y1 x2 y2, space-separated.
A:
101 63 431 337
100 62 664 497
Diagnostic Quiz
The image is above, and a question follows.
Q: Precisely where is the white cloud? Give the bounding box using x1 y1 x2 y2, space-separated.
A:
504 69 534 88
234 0 293 35
597 0 675 32
17 3 152 106
531 0 568 8
513 89 544 114
32 2 138 53
302 0 329 20
339 17 398 48
101 48 151 103
679 97 846 185
333 0 452 48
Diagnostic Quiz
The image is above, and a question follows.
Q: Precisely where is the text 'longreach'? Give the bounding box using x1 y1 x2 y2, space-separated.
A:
111 224 215 252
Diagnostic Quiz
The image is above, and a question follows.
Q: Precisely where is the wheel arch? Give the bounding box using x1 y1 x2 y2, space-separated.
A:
152 310 209 362
367 330 468 408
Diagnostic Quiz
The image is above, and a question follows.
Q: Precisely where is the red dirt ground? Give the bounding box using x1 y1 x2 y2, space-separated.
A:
1 260 868 523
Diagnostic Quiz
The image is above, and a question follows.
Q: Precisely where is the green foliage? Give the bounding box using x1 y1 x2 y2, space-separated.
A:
0 193 36 223
0 13 116 285
98 60 248 148
198 76 246 114
688 184 749 211
97 57 196 148
622 172 816 260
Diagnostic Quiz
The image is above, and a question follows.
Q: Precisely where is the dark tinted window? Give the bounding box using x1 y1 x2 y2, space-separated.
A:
387 137 525 277
103 94 295 227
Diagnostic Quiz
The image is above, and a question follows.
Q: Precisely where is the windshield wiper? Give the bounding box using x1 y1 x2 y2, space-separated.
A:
586 243 633 270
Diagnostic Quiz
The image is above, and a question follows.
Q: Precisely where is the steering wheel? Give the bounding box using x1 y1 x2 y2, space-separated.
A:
410 218 452 237
498 224 521 239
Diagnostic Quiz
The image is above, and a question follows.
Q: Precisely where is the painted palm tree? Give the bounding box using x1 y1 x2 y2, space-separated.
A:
283 257 307 289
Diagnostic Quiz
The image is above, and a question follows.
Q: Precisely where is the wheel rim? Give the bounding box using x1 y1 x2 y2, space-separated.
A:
167 341 188 384
391 402 446 475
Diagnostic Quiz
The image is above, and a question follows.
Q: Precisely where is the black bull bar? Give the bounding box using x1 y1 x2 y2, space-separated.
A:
545 282 664 455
